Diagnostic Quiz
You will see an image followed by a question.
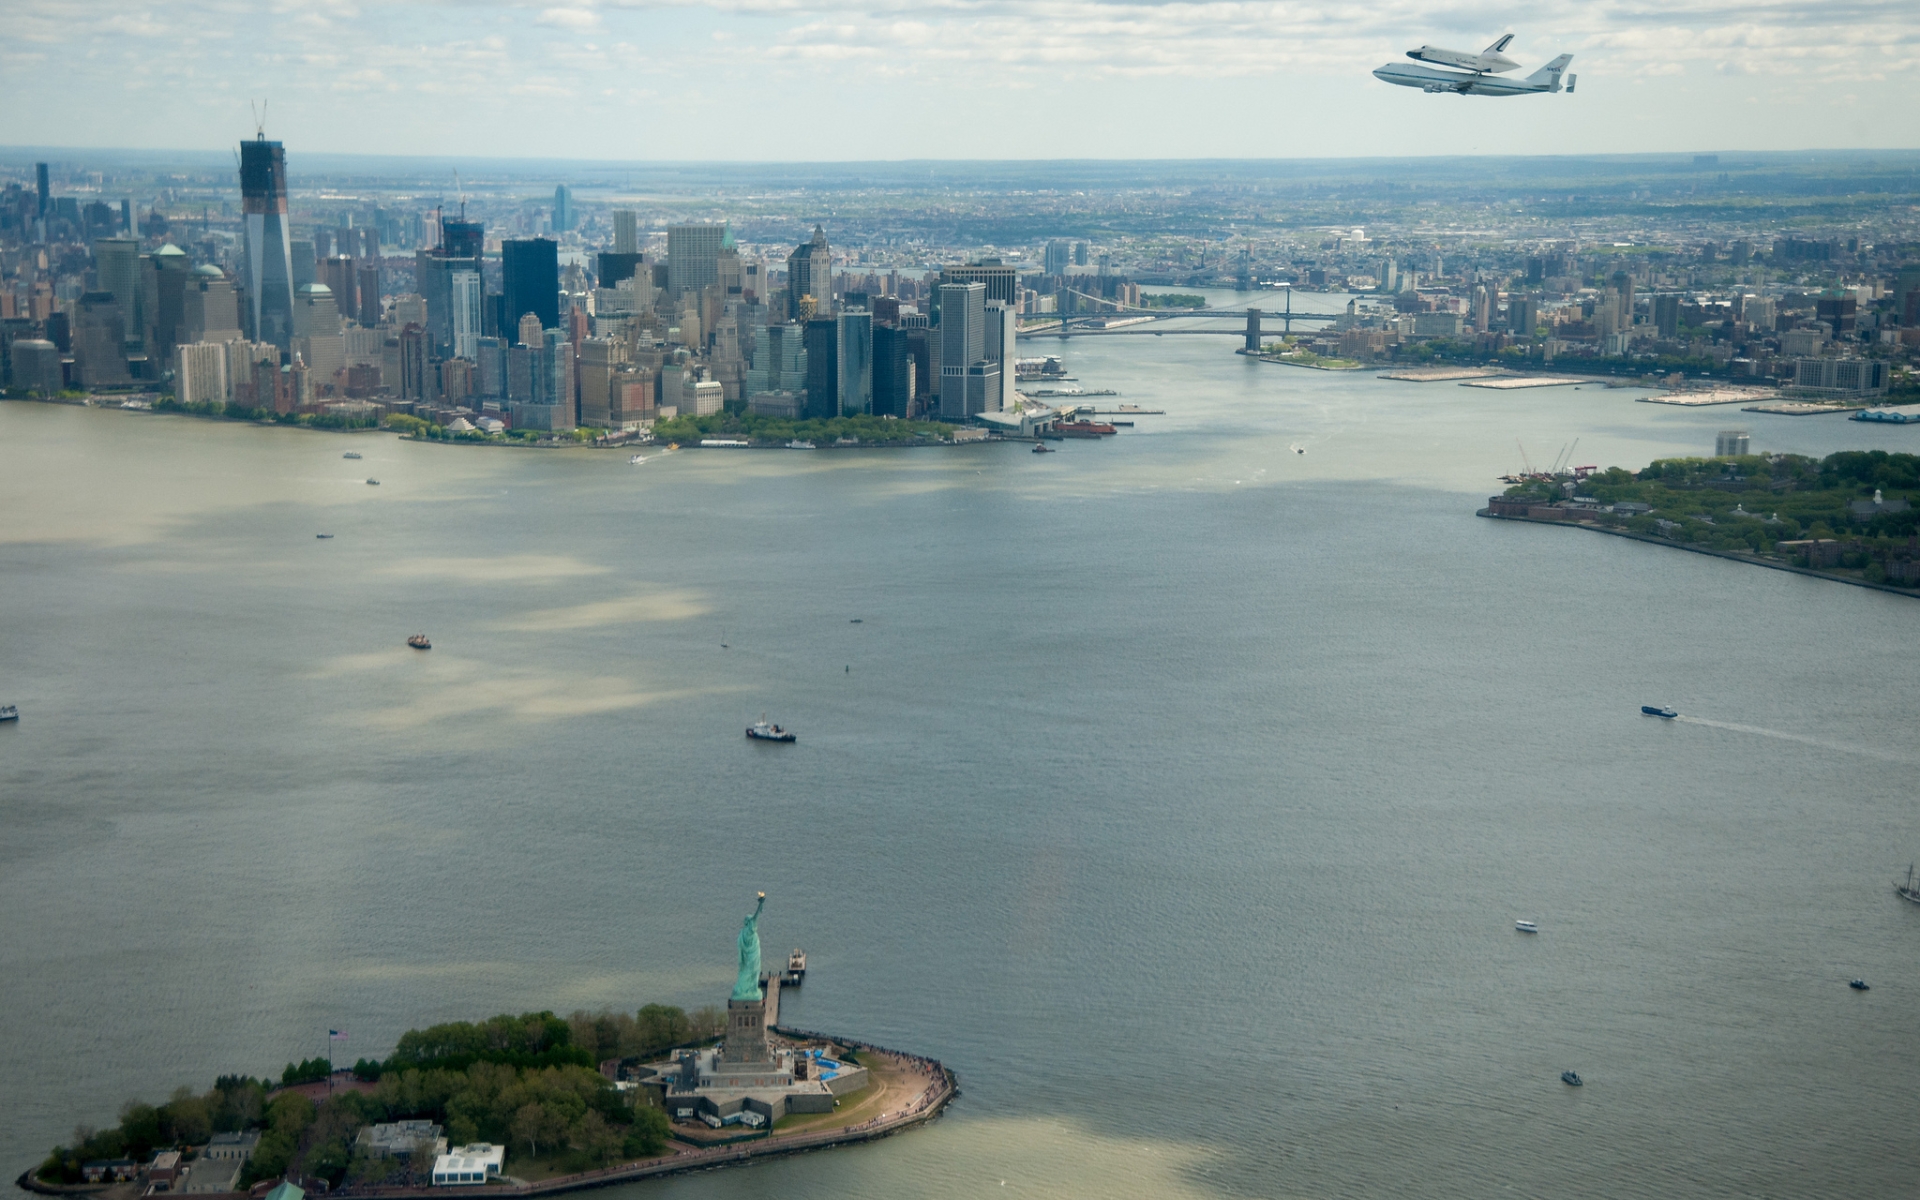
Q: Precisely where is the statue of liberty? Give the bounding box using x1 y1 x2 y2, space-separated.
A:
731 892 766 1002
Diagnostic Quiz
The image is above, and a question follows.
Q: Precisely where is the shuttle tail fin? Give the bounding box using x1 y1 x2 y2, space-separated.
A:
1485 33 1514 53
1526 54 1574 89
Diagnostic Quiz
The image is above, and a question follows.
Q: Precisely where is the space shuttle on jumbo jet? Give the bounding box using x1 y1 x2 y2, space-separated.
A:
1372 34 1576 97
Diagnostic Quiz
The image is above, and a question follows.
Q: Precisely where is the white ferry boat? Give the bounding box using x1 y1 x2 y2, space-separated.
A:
746 715 796 743
1515 920 1539 934
787 440 816 449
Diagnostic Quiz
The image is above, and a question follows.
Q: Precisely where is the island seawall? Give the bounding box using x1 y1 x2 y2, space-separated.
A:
18 1034 955 1200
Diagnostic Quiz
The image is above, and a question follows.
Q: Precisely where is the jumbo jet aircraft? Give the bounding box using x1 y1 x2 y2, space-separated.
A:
1372 35 1575 96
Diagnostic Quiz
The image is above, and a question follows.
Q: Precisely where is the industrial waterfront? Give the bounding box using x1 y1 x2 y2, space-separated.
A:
6 299 1920 1200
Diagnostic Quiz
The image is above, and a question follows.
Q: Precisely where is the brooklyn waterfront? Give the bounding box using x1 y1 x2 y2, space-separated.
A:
5 308 1920 1200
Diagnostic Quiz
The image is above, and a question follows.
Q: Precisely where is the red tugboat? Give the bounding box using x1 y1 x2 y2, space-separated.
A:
1054 420 1116 438
407 634 431 650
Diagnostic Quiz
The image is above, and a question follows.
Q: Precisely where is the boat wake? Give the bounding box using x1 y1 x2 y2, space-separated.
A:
1673 715 1920 765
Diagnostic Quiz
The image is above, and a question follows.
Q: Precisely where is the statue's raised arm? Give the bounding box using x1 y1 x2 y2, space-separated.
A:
731 892 766 1002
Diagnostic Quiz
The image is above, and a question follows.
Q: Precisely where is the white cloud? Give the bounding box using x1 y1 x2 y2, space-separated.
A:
538 5 602 27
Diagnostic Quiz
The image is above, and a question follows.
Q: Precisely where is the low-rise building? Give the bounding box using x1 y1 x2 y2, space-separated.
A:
202 1131 261 1163
149 1151 183 1190
356 1121 447 1159
430 1144 504 1186
81 1160 137 1183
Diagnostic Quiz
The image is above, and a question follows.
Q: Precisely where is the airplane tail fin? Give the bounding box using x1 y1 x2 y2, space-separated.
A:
1526 53 1574 89
1485 33 1514 53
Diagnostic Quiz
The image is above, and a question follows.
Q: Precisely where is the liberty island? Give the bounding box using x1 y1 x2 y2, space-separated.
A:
21 894 954 1199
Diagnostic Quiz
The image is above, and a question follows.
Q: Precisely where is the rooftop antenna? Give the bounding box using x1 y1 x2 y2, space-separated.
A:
250 99 267 139
454 169 466 219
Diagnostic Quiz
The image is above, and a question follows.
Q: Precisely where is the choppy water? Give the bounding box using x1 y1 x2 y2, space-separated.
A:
6 294 1920 1199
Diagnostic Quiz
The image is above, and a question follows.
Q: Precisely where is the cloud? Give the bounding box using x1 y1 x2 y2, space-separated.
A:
538 5 601 27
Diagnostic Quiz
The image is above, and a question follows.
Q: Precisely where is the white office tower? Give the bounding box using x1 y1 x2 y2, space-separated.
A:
613 210 639 255
982 301 1015 412
451 270 482 361
176 342 228 406
1715 431 1751 457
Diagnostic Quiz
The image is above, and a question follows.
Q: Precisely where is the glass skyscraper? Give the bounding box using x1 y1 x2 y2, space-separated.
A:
240 137 296 350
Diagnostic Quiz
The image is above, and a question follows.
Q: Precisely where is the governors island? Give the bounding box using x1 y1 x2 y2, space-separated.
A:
22 896 953 1200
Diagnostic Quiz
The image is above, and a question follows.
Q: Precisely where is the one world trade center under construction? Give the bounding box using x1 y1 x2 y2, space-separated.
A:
240 135 296 351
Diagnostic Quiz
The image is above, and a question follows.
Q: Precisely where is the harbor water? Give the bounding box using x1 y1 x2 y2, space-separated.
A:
4 292 1919 1199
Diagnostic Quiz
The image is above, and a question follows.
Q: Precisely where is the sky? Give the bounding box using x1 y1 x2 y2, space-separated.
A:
4 0 1918 161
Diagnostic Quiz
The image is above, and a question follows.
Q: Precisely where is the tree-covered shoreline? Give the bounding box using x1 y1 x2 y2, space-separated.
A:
34 1007 717 1192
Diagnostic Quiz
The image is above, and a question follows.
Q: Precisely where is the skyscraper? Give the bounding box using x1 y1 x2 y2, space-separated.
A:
35 162 49 220
613 210 638 255
418 216 484 358
240 136 296 350
786 226 831 322
938 281 986 420
836 308 872 417
667 223 727 299
92 238 142 354
872 324 910 418
502 238 560 331
552 185 574 233
1044 240 1070 277
803 318 838 421
450 270 483 360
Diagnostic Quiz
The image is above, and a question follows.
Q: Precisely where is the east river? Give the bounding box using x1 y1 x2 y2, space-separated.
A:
5 290 1920 1199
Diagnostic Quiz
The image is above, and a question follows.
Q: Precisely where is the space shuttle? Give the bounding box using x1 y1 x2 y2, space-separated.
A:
1406 34 1520 75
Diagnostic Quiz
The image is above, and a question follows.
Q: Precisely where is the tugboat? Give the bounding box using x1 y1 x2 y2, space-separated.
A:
0 704 18 722
1032 442 1055 453
1897 863 1920 906
1561 1071 1583 1087
366 478 380 486
1641 705 1678 719
746 714 795 743
1850 979 1871 991
343 451 362 460
406 634 431 650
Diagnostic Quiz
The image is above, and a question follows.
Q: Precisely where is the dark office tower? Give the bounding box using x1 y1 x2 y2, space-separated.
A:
1652 294 1679 339
1044 239 1069 277
320 256 357 319
872 324 910 418
356 264 381 327
35 163 49 218
802 318 838 421
836 308 872 417
1073 242 1088 267
1610 270 1634 322
872 296 901 326
501 238 560 331
552 185 574 233
240 136 296 349
786 226 831 322
598 252 644 286
120 199 132 234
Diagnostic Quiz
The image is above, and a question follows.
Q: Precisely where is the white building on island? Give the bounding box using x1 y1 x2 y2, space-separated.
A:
430 1144 504 1186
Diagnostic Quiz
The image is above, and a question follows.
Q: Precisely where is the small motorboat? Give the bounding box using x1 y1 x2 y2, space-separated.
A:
366 478 381 486
1641 705 1678 719
630 454 648 464
406 634 431 650
746 715 796 743
1561 1071 1583 1087
0 704 18 722
1515 920 1539 934
343 451 362 460
1850 979 1870 991
316 533 333 539
849 618 862 624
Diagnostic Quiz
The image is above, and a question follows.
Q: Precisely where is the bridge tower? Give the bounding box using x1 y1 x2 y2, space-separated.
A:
1244 307 1261 353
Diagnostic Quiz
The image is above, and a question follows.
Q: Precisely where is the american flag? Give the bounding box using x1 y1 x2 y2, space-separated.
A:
329 1030 347 1041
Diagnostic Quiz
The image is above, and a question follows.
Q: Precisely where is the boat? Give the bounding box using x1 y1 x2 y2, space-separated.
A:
1897 864 1920 905
343 451 362 460
366 478 380 486
316 533 333 539
406 634 431 650
1055 420 1117 438
1032 442 1055 453
787 440 816 449
1561 1071 1583 1087
629 454 647 464
1850 979 1870 990
1641 705 1678 719
746 715 796 743
1515 920 1539 934
783 948 807 986
0 704 17 722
